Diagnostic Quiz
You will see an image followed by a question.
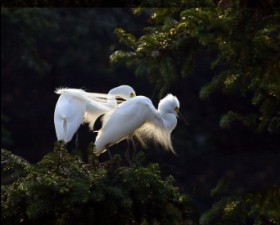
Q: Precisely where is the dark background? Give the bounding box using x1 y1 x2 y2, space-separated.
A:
2 8 279 211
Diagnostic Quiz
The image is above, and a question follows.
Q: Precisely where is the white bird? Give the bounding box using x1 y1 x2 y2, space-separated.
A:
83 85 136 129
94 94 181 156
54 85 136 143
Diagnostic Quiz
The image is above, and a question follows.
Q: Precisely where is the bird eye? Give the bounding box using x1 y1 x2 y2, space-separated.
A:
175 107 180 113
130 93 135 98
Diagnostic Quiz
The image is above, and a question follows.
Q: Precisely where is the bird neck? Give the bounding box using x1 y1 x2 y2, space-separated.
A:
159 111 177 131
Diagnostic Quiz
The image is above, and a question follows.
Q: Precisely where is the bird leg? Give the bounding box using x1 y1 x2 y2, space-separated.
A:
131 140 137 162
105 144 113 160
75 130 79 151
125 138 137 166
76 130 89 163
125 140 132 166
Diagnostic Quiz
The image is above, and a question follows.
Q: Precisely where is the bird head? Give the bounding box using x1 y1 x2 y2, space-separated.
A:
158 94 188 125
108 85 136 100
158 94 180 114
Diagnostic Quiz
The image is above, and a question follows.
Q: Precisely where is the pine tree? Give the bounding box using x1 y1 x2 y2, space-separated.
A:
111 2 280 133
1 144 195 225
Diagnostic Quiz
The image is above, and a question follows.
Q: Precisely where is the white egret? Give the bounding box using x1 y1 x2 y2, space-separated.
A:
54 85 136 143
83 85 136 129
94 94 182 156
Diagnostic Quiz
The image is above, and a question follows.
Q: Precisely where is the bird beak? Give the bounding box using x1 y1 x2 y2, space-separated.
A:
176 108 188 126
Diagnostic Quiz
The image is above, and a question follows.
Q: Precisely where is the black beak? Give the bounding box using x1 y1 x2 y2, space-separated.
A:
178 111 188 126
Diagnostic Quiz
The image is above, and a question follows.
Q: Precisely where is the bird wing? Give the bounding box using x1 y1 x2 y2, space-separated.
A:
83 99 112 130
55 87 126 108
55 88 107 104
55 88 112 130
94 97 153 153
54 94 86 142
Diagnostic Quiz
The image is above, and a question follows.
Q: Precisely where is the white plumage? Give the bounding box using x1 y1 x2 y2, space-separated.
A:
94 94 180 155
54 85 136 143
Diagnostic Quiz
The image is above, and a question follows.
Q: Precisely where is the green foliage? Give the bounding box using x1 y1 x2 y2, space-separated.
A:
1 143 194 225
200 184 280 225
111 3 280 133
2 146 278 225
1 148 30 185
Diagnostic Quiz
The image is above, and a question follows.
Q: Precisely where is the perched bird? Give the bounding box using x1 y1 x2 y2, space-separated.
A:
94 94 181 156
54 85 136 143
